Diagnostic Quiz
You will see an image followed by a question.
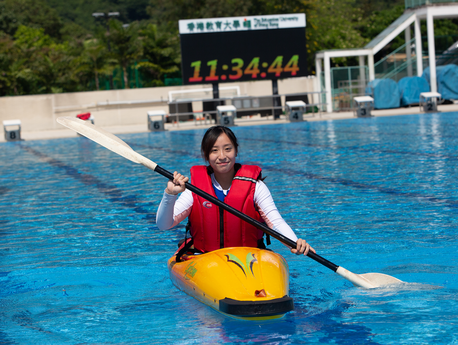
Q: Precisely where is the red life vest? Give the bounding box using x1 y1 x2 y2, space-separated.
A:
189 164 263 253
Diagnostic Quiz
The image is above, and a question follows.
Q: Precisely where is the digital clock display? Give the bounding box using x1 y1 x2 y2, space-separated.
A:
180 27 307 85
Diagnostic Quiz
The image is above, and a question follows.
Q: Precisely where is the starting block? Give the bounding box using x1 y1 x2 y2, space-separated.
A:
420 92 441 112
147 110 166 131
216 105 236 126
353 96 374 117
286 101 306 122
3 120 22 141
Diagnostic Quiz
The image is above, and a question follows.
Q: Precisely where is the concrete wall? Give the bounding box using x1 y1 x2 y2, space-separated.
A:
0 77 318 131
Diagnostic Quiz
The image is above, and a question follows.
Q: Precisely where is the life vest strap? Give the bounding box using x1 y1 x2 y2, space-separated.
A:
176 238 195 262
233 176 257 183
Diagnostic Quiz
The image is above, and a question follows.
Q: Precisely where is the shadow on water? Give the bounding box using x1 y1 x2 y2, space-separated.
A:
209 297 382 344
307 301 382 345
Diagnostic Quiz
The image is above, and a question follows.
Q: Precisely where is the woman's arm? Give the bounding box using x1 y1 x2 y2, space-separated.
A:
254 181 298 241
156 171 194 230
254 181 315 255
156 189 193 230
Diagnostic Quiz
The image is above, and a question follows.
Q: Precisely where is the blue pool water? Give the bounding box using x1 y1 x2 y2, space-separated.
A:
1 112 458 344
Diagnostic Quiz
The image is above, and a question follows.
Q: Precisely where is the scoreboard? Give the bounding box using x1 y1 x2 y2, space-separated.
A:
179 14 307 85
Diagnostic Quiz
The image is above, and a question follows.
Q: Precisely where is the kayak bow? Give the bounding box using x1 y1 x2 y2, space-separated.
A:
168 247 294 320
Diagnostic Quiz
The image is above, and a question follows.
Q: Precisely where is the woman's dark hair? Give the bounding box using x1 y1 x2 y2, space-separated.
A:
201 126 239 162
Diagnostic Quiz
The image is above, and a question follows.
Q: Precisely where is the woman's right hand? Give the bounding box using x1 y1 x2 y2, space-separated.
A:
165 171 189 195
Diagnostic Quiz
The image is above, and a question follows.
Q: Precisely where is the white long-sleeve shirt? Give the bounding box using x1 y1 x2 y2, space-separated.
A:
156 173 298 242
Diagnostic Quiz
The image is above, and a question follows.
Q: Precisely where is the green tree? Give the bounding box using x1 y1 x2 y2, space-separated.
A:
359 3 405 54
7 25 80 95
1 0 63 39
105 19 142 88
34 41 79 93
249 0 314 16
119 0 151 21
13 24 53 50
356 0 404 17
147 0 251 25
42 0 152 32
0 33 35 95
74 39 116 90
306 0 368 69
137 23 180 86
0 1 19 36
11 25 54 94
4 58 36 95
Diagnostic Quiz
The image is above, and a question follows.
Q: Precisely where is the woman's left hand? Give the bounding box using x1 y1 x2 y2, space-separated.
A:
291 238 316 256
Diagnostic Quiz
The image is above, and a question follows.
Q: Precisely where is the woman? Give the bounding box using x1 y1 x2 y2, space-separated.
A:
156 125 315 256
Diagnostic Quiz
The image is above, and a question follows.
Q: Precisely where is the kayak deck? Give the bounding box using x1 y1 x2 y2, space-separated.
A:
168 247 294 320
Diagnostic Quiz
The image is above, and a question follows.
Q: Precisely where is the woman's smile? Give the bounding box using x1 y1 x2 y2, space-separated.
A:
209 133 237 176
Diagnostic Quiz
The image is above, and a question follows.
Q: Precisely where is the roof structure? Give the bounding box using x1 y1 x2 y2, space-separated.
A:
316 2 458 113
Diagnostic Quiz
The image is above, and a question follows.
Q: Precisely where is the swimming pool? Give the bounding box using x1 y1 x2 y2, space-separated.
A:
1 112 457 344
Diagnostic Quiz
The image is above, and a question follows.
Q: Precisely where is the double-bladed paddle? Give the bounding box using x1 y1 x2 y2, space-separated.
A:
57 116 403 289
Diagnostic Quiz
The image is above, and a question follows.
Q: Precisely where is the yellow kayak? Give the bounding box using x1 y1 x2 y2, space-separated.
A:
168 247 293 320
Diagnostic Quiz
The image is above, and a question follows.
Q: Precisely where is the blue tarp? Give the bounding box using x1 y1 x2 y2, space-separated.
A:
422 64 458 100
366 79 400 109
398 76 430 106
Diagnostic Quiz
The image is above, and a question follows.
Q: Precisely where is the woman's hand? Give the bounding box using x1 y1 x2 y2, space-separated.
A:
291 238 315 256
165 171 189 195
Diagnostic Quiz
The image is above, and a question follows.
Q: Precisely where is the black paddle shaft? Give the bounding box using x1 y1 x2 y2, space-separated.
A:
154 165 339 272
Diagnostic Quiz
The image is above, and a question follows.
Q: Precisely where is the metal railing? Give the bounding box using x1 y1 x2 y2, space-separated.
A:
333 80 369 112
380 56 418 81
374 38 416 79
325 66 369 112
166 91 328 126
405 0 458 9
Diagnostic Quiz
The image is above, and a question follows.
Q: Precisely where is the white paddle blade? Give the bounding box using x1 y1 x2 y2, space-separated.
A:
358 273 403 287
336 267 404 289
336 267 376 289
57 117 157 170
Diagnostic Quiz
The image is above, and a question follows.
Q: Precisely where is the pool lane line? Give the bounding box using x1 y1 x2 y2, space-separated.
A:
234 130 458 161
260 163 458 210
0 186 10 196
289 125 458 142
173 131 458 161
294 126 458 142
19 145 156 221
239 135 458 161
129 142 202 160
129 140 458 210
0 186 11 228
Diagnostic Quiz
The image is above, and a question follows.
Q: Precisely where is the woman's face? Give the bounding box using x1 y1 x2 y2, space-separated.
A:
208 133 237 175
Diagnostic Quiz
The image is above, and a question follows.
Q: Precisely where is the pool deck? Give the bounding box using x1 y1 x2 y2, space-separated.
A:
3 103 458 142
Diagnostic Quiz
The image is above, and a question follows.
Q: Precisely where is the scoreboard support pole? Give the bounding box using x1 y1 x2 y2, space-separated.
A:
272 79 282 120
212 83 219 102
212 83 221 122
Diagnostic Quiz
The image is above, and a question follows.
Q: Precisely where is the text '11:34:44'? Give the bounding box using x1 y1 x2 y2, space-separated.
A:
188 55 300 82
